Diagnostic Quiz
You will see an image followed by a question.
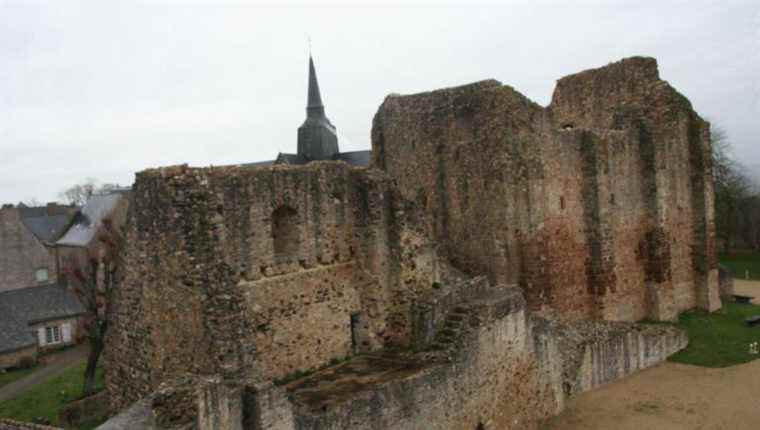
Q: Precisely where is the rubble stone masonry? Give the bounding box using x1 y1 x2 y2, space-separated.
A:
0 207 58 291
105 161 442 411
101 57 719 429
372 56 720 322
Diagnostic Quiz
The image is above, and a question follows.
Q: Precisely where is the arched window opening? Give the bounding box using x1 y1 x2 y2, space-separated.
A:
272 206 300 262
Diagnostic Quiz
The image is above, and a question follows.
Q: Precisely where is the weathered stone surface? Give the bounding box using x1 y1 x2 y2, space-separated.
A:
0 207 58 291
101 56 712 429
58 390 110 429
0 346 37 370
104 161 443 413
372 56 720 322
552 320 688 396
0 420 61 430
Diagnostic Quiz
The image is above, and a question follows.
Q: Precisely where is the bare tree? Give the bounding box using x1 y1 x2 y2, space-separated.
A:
21 198 43 207
711 125 756 252
59 178 123 206
64 217 124 396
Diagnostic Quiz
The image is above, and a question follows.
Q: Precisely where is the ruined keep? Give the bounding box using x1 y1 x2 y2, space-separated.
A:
100 56 717 430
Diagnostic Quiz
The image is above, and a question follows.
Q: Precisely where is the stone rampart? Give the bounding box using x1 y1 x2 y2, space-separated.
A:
371 56 720 322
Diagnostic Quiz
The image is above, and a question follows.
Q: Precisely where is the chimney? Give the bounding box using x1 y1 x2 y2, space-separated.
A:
46 202 58 216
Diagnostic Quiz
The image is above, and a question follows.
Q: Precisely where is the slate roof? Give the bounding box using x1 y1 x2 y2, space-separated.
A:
334 150 371 166
56 193 125 248
237 150 371 169
0 284 86 353
276 153 308 165
270 150 372 167
241 160 275 168
21 215 72 243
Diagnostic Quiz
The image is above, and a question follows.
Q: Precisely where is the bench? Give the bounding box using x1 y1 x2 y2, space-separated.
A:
745 316 760 327
733 294 754 304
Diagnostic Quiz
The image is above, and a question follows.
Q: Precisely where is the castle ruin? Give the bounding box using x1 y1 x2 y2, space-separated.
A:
100 56 718 429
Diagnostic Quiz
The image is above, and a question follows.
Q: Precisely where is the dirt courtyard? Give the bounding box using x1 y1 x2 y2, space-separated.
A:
545 359 760 430
545 279 760 430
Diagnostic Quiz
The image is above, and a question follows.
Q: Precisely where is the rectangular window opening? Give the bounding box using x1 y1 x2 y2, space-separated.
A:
45 326 61 344
350 313 361 354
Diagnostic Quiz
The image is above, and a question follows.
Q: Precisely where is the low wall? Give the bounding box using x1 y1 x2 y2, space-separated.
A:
0 346 37 370
556 320 688 396
97 288 686 430
58 390 110 429
251 286 564 430
410 275 490 346
0 419 61 430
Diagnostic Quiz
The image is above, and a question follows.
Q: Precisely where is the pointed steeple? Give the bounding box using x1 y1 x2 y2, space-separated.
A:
298 54 339 161
307 56 325 118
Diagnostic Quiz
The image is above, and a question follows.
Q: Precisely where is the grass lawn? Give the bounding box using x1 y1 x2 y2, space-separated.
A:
667 300 760 367
719 251 760 281
0 366 38 389
0 360 104 427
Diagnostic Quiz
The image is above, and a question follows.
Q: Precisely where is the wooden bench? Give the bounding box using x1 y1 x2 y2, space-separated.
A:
745 316 760 327
733 294 754 304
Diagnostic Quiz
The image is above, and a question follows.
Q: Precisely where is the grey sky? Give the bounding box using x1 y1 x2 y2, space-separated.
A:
2 0 758 204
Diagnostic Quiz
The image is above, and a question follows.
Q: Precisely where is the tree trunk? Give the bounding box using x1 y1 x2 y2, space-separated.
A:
82 327 104 397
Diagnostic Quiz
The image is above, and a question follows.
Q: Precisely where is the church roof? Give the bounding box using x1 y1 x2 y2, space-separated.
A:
272 150 371 167
238 55 372 169
307 56 324 110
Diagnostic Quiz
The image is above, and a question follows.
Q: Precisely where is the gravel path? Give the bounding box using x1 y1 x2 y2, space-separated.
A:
0 345 88 403
545 345 760 429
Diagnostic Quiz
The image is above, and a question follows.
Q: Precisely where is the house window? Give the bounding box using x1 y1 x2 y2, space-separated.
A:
35 268 49 283
45 326 61 344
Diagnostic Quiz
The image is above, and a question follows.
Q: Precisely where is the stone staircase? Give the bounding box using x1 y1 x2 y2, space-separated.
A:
422 285 524 363
429 304 470 354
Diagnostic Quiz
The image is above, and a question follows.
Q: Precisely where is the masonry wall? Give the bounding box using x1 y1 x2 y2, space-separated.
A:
105 162 441 411
270 287 563 430
0 207 57 291
371 56 720 322
0 346 37 370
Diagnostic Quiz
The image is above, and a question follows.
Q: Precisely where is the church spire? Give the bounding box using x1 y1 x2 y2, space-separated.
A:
297 54 339 161
306 56 325 118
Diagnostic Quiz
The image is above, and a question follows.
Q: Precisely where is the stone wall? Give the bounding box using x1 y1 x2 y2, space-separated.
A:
0 420 61 430
554 320 688 396
0 207 57 291
284 287 563 430
371 56 720 322
101 56 714 429
58 390 110 429
105 162 442 411
0 346 37 370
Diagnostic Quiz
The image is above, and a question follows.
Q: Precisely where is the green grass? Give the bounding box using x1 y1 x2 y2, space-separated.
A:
0 360 104 426
719 251 760 280
0 365 38 389
667 300 760 367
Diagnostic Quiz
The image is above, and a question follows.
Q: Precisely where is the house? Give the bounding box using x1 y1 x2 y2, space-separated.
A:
56 191 129 250
0 203 77 292
0 284 86 369
56 190 130 290
0 191 129 368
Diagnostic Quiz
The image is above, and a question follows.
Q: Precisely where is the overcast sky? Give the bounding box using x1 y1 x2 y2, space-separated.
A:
1 0 758 204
